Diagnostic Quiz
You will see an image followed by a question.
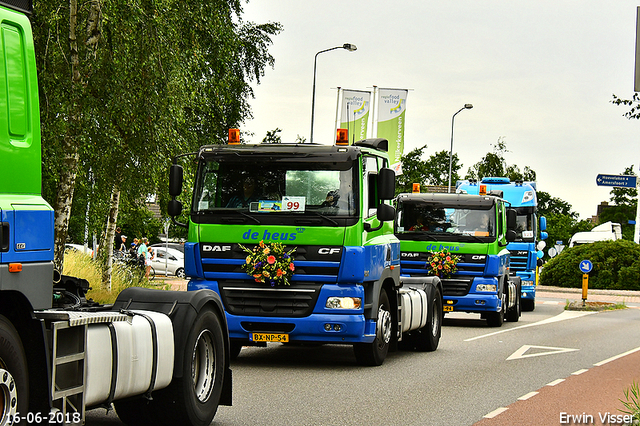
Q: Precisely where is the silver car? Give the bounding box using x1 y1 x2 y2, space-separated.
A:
150 246 185 278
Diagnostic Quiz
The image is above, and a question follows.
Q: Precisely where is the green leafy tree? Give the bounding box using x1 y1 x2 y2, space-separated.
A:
262 128 282 144
34 0 282 280
465 137 536 181
537 191 592 251
396 145 461 194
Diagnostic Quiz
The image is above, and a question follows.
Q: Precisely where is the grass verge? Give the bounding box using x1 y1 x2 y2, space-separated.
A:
63 250 169 305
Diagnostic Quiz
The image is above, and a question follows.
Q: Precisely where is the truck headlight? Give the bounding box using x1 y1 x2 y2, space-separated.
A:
522 280 534 287
476 284 497 292
326 297 362 309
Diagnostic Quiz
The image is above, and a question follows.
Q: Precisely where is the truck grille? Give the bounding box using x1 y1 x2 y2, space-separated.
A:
200 243 342 317
400 252 486 296
508 249 529 272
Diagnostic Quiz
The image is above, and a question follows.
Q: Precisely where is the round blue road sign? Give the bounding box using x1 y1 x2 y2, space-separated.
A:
579 260 593 273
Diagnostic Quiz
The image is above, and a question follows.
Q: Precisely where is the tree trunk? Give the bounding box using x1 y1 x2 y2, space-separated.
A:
102 184 121 291
53 0 82 271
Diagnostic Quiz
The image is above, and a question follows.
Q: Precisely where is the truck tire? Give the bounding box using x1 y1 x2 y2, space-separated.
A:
522 298 535 312
486 296 505 327
0 315 27 420
414 286 442 352
115 307 226 426
353 290 391 366
506 281 521 322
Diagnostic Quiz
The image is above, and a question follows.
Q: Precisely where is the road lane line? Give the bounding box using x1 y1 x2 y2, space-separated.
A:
546 378 565 386
594 345 640 366
465 310 596 342
571 369 589 375
484 407 509 418
518 391 538 400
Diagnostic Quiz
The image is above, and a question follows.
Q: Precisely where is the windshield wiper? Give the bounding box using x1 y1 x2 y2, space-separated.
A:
238 211 261 224
301 211 339 226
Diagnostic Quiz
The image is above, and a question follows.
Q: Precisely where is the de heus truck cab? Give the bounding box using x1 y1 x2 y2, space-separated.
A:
168 131 443 366
395 192 520 327
456 177 547 311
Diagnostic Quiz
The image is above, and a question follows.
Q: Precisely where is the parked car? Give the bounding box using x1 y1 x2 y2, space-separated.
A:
65 243 93 257
150 246 185 278
150 243 184 254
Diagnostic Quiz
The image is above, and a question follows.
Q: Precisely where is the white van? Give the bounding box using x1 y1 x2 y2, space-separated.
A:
569 221 622 247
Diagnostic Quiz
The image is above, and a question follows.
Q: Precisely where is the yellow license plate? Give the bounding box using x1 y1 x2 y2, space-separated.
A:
443 306 454 312
251 333 289 343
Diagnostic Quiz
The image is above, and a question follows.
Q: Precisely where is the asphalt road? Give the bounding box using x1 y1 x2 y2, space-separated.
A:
84 290 640 425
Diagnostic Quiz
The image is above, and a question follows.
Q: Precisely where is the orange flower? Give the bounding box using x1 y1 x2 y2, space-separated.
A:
276 269 284 277
267 255 276 264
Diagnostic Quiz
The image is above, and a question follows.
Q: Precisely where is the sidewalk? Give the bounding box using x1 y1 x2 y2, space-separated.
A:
537 285 640 305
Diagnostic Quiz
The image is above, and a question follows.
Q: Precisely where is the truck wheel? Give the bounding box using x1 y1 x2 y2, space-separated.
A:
115 307 226 426
414 287 442 352
522 298 535 312
353 290 391 366
0 315 27 420
506 283 521 322
486 296 505 327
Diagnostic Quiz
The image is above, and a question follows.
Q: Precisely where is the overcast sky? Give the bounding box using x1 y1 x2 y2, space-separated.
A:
239 1 639 222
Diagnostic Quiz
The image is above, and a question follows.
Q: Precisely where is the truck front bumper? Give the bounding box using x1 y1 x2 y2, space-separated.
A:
188 279 376 344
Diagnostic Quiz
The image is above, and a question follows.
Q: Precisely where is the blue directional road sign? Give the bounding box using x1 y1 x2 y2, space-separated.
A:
596 174 637 188
579 260 593 274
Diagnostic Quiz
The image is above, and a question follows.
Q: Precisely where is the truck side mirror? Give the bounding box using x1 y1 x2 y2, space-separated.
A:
169 164 183 197
377 168 395 200
364 203 395 232
506 229 517 242
168 199 183 218
540 231 548 241
506 209 517 230
377 203 395 222
539 216 547 232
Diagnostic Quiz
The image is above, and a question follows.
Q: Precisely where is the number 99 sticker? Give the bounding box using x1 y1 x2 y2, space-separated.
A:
281 196 305 212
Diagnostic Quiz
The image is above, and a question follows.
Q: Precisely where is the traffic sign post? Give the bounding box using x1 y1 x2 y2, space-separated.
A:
579 260 593 306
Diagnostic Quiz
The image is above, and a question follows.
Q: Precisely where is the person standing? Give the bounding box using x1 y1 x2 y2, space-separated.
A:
114 227 123 249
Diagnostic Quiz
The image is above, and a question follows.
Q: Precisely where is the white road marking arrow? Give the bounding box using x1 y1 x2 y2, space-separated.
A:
507 344 579 360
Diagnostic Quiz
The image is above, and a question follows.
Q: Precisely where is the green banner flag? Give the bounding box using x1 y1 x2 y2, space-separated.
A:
340 89 371 144
377 88 408 173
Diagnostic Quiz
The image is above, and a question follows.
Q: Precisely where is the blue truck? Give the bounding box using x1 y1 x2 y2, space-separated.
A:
456 177 547 311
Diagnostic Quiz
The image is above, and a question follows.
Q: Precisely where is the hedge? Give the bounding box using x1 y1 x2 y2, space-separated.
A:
539 240 640 291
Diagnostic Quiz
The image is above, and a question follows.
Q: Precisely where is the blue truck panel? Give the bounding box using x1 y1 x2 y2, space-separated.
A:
457 177 545 308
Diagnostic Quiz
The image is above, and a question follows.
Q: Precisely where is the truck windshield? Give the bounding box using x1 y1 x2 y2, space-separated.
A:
395 201 496 242
513 207 535 242
193 158 358 217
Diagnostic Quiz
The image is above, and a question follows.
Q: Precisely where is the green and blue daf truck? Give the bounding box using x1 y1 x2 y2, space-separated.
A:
395 191 520 327
168 131 443 366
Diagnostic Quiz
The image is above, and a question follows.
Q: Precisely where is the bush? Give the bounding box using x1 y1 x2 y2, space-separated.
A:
539 240 640 290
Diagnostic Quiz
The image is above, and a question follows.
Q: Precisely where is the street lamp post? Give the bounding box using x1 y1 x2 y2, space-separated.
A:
310 43 357 144
447 104 473 193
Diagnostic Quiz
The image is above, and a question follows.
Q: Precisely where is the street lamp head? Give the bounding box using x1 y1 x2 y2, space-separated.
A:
464 104 473 109
343 43 357 52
